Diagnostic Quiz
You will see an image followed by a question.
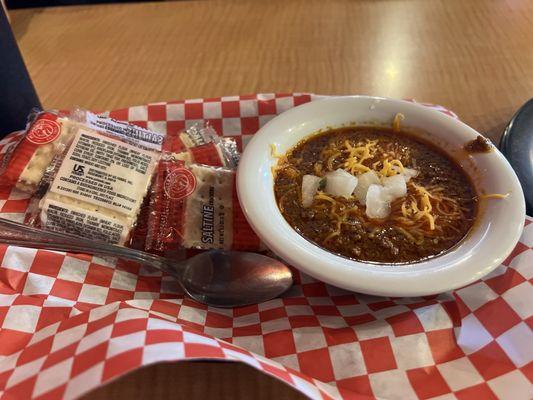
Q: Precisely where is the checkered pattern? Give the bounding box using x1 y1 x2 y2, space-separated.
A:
0 94 531 400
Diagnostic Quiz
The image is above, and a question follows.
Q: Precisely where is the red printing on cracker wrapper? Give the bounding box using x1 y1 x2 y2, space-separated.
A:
129 123 247 252
1 110 258 253
145 157 261 254
0 111 80 193
22 113 161 246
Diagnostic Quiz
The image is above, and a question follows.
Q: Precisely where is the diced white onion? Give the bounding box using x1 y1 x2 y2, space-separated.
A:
324 169 358 198
301 175 322 207
353 170 380 204
365 184 391 219
402 168 419 182
382 174 407 201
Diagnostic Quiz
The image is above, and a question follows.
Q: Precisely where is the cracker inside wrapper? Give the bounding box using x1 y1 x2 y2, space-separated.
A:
1 111 258 251
3 111 161 246
146 159 260 253
36 127 159 245
0 113 83 193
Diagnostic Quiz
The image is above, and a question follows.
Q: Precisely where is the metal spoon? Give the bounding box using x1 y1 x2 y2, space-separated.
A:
0 218 293 308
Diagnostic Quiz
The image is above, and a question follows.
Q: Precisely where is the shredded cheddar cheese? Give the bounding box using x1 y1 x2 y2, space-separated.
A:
392 113 405 132
324 220 342 243
479 193 509 199
380 159 392 177
397 226 418 243
379 158 405 177
390 159 405 173
315 192 337 205
401 202 409 217
342 139 409 179
270 143 286 161
414 184 436 230
327 151 342 170
397 183 439 231
343 140 376 174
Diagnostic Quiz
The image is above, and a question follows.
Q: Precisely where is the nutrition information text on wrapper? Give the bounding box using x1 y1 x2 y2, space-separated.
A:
49 128 158 218
40 198 131 244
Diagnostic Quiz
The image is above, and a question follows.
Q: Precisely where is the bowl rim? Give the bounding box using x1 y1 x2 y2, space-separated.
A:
237 95 526 296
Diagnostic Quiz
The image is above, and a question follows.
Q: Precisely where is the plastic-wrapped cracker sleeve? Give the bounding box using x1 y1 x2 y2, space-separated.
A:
145 157 261 254
0 111 81 193
4 110 161 246
162 123 240 168
129 123 240 250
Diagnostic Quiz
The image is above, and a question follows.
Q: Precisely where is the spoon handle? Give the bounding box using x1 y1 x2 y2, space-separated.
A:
0 217 178 276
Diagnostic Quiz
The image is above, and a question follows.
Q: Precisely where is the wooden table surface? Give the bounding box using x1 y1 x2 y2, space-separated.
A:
8 0 533 398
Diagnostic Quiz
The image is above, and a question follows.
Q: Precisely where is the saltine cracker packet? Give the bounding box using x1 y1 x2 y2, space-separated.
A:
0 111 260 252
1 110 161 246
128 123 241 250
36 127 159 245
145 157 261 254
0 112 83 193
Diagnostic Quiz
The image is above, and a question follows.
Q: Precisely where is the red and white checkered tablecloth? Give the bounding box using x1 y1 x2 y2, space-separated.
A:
0 94 531 400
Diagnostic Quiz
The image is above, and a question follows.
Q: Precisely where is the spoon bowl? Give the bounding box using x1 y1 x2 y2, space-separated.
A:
0 218 293 308
181 251 293 308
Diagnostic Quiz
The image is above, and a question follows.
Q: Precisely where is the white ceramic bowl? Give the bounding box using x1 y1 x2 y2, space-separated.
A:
237 96 525 297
